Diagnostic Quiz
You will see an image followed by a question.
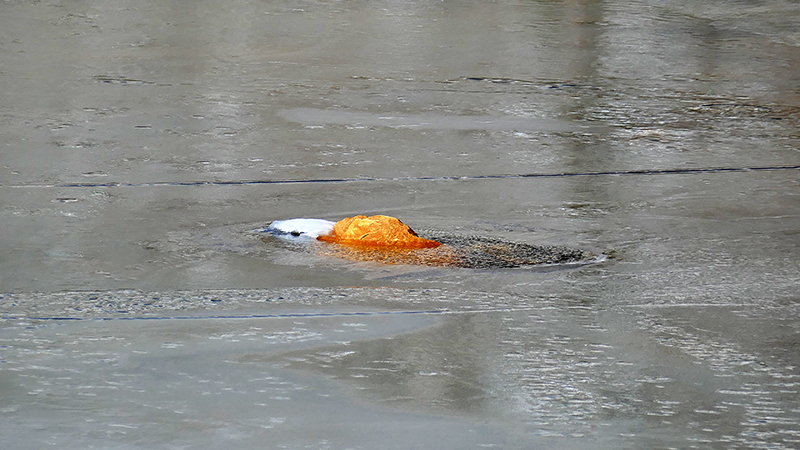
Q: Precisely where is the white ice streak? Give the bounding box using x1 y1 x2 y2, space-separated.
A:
263 218 335 240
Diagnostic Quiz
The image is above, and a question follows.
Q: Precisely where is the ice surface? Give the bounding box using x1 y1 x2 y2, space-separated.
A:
2 1 800 449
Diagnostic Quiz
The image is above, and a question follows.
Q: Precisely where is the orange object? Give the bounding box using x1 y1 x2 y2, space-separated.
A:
317 215 441 249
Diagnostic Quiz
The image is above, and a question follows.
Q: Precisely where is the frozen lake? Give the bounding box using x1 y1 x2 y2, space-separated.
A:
1 1 799 449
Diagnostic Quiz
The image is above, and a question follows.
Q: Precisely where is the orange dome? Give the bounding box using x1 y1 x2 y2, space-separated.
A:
317 215 441 249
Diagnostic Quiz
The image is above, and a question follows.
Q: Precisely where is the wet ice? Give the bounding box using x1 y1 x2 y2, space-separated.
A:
1 1 799 449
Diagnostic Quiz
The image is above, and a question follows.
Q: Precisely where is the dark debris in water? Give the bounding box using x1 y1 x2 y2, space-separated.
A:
92 75 156 85
426 232 595 268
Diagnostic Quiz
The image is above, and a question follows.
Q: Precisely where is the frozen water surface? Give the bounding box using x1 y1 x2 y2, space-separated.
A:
1 1 800 449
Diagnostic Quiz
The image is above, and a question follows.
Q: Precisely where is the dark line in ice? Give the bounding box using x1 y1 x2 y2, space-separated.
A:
2 305 546 322
4 165 799 189
3 309 445 322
